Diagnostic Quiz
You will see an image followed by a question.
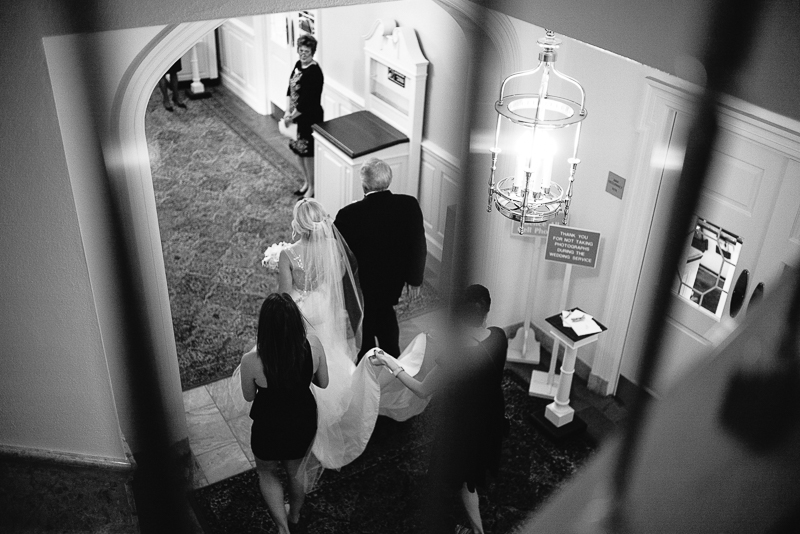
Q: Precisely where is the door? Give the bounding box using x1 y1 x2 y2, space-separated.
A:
267 10 318 115
621 109 789 395
746 159 800 312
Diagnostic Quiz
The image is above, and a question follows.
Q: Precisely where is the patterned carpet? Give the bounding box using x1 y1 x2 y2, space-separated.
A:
191 370 596 534
145 87 442 391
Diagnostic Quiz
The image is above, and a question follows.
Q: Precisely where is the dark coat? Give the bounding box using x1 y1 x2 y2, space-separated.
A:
334 190 427 308
287 61 324 134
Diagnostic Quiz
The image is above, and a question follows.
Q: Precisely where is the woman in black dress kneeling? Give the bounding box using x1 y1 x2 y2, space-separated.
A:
240 293 329 534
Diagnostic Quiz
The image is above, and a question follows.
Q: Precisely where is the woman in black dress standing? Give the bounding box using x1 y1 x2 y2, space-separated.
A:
240 293 328 534
283 34 324 198
371 285 508 534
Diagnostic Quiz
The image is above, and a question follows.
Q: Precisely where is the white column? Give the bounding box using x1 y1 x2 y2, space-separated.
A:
545 344 577 426
189 45 205 95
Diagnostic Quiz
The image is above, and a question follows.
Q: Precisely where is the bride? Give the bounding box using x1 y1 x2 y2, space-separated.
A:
276 198 431 483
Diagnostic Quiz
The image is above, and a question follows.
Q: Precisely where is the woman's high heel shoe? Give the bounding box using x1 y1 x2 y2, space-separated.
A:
293 185 309 196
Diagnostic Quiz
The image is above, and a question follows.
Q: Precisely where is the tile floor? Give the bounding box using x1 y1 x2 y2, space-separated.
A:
183 307 449 489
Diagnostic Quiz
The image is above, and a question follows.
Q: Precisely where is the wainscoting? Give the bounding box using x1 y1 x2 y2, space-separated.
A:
322 78 365 121
218 18 269 115
419 141 461 262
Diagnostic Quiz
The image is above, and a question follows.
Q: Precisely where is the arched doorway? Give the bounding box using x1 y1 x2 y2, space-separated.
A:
106 0 517 451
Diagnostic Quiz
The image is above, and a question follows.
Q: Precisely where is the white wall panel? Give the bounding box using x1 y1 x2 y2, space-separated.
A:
219 18 268 115
419 142 461 261
321 78 365 121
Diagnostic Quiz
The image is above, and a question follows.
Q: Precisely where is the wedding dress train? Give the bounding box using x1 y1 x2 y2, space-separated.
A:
307 319 432 467
295 281 432 479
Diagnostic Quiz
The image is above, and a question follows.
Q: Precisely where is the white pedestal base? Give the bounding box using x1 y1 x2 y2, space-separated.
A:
506 326 540 364
545 401 575 427
528 370 560 399
187 45 210 98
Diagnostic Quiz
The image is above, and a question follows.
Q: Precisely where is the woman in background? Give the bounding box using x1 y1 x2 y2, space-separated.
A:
283 33 324 198
240 293 328 534
158 59 186 111
371 284 508 534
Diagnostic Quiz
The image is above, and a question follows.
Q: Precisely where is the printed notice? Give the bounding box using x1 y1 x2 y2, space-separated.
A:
606 172 626 200
512 219 552 239
545 225 601 268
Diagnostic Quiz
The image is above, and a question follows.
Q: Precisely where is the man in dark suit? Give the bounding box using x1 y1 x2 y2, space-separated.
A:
334 157 427 360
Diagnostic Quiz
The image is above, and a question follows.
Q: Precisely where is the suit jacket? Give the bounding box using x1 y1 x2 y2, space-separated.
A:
334 190 427 308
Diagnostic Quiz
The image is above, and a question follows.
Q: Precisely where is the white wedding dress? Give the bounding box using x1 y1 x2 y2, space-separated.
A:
237 219 433 490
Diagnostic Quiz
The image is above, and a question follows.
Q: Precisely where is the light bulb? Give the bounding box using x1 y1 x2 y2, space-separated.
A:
514 129 534 192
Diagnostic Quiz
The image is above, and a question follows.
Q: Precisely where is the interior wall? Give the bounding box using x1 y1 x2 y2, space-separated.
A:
0 4 127 460
319 0 470 160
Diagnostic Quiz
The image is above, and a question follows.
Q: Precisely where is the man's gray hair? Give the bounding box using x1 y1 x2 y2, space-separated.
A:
360 158 392 193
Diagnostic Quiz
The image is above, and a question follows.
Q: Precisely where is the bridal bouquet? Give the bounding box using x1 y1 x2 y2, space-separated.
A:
262 242 290 272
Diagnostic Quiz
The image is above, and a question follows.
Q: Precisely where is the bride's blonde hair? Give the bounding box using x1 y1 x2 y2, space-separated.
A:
292 198 330 240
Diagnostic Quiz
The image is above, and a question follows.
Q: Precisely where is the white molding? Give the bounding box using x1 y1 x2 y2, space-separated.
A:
591 80 682 395
651 75 800 145
106 20 225 446
648 76 800 155
0 444 134 472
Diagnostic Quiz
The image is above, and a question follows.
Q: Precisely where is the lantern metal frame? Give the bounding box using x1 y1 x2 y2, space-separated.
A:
488 30 588 234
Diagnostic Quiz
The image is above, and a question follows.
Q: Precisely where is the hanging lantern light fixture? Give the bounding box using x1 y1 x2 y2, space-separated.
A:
488 30 587 233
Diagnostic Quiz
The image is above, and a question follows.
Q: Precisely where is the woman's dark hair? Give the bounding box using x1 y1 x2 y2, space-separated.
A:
296 34 318 55
455 284 492 327
256 293 307 388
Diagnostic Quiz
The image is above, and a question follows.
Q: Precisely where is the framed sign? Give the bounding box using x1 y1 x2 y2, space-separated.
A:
388 68 406 88
545 224 601 268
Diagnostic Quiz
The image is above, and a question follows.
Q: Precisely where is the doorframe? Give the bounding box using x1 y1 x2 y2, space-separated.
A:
591 76 800 396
